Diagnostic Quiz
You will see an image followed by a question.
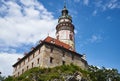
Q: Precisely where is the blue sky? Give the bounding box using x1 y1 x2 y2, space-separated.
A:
0 0 120 76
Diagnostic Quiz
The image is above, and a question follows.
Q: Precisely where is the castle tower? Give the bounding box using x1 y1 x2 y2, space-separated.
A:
56 5 75 50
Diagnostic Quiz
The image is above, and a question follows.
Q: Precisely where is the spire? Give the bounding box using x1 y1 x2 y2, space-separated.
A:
64 0 66 8
62 0 68 16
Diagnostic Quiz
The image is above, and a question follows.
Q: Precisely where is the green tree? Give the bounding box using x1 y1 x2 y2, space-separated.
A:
88 65 120 81
0 75 5 81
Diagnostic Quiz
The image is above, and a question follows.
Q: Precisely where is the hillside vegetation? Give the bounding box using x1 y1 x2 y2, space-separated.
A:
3 64 120 81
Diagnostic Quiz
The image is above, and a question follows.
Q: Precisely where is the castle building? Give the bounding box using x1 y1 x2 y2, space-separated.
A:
13 5 88 77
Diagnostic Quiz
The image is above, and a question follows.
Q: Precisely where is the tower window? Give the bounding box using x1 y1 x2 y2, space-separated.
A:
62 61 65 65
50 57 53 63
69 34 73 41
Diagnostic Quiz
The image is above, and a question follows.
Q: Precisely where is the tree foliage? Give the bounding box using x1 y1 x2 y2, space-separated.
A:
0 75 5 81
88 65 120 81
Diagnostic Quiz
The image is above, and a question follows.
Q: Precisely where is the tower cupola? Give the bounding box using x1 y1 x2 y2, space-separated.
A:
56 5 75 50
62 6 68 16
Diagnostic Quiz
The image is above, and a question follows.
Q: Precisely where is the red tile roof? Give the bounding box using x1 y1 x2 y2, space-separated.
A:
43 36 74 51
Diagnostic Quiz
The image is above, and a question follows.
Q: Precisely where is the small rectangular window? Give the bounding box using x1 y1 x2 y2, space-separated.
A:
22 69 24 74
32 62 34 68
50 57 53 63
27 66 29 70
62 61 65 65
37 58 39 64
72 55 74 60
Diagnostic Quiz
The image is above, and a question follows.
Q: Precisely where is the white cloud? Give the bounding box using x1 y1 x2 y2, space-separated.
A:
92 10 97 16
0 53 23 76
89 35 102 43
74 0 89 5
74 0 80 3
94 0 120 11
0 0 57 77
83 0 89 5
106 16 112 21
78 34 103 48
0 0 57 49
